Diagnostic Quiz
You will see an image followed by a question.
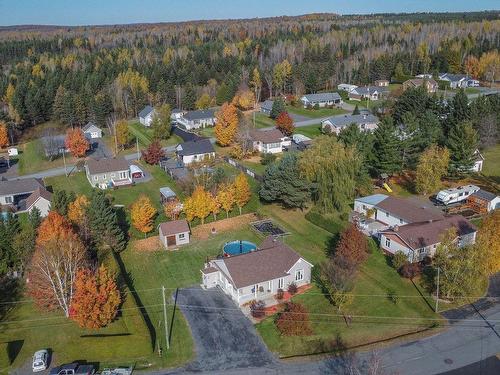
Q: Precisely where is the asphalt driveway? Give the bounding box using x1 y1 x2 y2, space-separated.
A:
167 287 276 373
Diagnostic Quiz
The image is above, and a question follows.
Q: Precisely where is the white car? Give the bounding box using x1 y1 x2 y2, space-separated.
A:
32 349 48 372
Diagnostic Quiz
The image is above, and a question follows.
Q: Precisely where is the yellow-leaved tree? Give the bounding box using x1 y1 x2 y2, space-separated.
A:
183 186 213 224
131 195 157 236
477 210 500 276
115 119 129 150
68 195 89 225
0 121 9 148
216 183 236 218
233 172 251 215
214 102 238 146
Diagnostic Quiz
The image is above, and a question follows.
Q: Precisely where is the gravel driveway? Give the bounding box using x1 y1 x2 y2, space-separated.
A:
167 287 276 373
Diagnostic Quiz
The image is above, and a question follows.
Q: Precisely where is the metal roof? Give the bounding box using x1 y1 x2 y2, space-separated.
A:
322 113 379 128
355 194 388 206
139 105 154 118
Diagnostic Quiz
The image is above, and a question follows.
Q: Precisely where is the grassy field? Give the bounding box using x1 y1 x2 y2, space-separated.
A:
128 121 181 148
17 139 79 175
294 124 323 139
481 144 500 182
286 105 346 119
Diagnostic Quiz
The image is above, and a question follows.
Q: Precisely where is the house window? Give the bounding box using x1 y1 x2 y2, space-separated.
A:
278 278 284 289
385 238 391 248
418 248 427 255
399 218 404 224
362 205 367 210
295 269 304 282
103 174 106 179
385 212 389 217
5 196 12 204
178 233 185 239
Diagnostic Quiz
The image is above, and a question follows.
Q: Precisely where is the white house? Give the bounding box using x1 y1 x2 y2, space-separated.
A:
176 109 216 130
139 105 155 127
321 113 379 135
379 215 477 262
416 74 433 79
176 139 215 165
300 92 342 108
337 83 358 92
349 86 389 101
171 108 185 124
17 187 52 217
0 178 45 206
82 122 103 139
7 148 18 156
438 73 468 89
471 149 484 172
250 129 291 154
201 237 313 306
158 219 190 249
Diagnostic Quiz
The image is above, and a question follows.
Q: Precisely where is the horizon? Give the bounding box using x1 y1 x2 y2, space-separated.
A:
1 0 499 27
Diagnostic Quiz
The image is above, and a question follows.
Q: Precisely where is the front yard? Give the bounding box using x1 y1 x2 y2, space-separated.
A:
294 124 323 139
286 105 346 118
17 139 79 175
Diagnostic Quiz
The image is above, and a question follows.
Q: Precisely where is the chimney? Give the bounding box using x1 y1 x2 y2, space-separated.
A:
393 225 399 232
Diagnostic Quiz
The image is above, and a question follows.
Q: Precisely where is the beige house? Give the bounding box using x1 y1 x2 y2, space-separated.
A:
159 220 190 249
402 78 438 93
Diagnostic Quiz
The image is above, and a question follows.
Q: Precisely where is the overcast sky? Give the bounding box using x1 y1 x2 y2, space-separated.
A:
0 0 498 26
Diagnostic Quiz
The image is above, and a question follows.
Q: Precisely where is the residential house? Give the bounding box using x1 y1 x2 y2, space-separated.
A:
260 100 274 115
337 84 358 92
82 122 103 139
171 108 185 123
374 79 389 87
159 219 190 249
201 236 313 306
289 134 313 151
467 190 500 213
85 157 132 189
415 74 433 79
300 92 342 108
471 149 484 172
438 73 468 89
17 187 52 217
348 86 389 101
467 78 480 87
402 78 438 94
250 128 291 154
139 105 155 127
0 178 45 207
379 215 477 262
176 138 215 165
160 157 189 181
160 186 177 204
176 109 216 130
321 113 379 135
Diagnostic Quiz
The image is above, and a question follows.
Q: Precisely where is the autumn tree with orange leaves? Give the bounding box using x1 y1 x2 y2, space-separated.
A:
275 112 294 136
0 121 9 148
65 128 90 158
215 102 238 146
163 199 182 220
183 186 213 224
68 195 90 240
233 172 251 215
131 195 157 236
36 211 74 246
70 265 121 329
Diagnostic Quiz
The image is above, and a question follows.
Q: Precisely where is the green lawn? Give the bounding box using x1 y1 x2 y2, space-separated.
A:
256 249 438 357
482 144 500 179
128 121 181 148
286 105 347 119
239 159 268 176
251 113 276 128
343 99 368 108
294 124 323 139
17 139 79 175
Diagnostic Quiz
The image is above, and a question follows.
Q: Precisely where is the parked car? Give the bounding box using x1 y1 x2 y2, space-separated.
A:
32 349 49 372
49 362 95 375
100 366 133 375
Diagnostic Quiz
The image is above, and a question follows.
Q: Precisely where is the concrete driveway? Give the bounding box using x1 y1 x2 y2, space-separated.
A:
167 287 276 373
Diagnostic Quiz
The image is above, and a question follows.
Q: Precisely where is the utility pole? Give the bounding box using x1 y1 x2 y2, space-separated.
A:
162 286 170 350
62 149 68 177
114 123 118 157
136 137 140 161
435 267 440 313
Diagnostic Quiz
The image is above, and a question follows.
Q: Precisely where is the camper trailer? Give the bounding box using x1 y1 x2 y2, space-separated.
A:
436 185 480 205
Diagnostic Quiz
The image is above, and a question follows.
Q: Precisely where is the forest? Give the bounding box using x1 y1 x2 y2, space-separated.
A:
0 11 499 138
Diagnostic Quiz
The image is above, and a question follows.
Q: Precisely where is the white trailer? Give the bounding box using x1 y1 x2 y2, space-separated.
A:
436 185 480 205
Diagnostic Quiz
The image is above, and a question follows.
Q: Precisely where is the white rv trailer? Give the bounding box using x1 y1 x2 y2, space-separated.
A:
436 185 480 205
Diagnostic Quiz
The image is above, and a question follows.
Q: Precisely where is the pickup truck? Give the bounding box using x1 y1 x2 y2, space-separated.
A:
49 363 95 375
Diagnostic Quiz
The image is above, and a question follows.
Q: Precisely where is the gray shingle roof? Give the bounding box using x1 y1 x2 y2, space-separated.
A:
183 109 216 121
323 113 379 128
472 190 498 202
375 196 445 223
301 92 341 103
86 157 130 175
353 86 389 95
177 139 215 156
250 128 286 143
82 122 100 132
260 100 274 111
139 105 154 118
440 73 467 82
0 178 45 197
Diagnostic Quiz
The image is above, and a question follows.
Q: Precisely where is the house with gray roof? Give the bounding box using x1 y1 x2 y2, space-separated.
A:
85 157 131 189
139 105 155 127
349 86 389 101
0 178 45 207
176 109 216 130
300 92 342 108
176 138 215 165
321 113 379 134
250 128 291 154
260 100 274 115
17 187 52 217
82 122 103 139
201 237 313 306
438 73 468 89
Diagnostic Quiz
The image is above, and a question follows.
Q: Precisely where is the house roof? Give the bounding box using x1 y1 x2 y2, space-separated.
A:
250 128 286 143
353 86 389 95
261 100 274 111
440 73 467 82
216 237 307 289
471 190 498 202
323 113 379 128
375 196 445 223
24 187 52 210
86 157 130 175
139 105 154 118
183 109 216 121
404 78 438 88
82 122 101 132
159 219 190 236
177 139 214 156
381 215 477 250
355 194 388 206
172 108 184 114
301 92 341 103
159 186 176 199
0 178 45 197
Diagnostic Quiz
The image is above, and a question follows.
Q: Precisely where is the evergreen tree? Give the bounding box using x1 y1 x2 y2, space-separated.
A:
352 104 360 115
259 153 310 209
28 207 42 230
372 117 401 175
87 190 126 252
183 85 196 110
52 190 75 216
270 98 286 119
447 121 478 174
446 89 471 135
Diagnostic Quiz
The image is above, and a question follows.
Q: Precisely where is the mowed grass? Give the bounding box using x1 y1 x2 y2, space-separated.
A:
294 124 323 139
481 144 500 181
286 105 346 119
128 121 182 148
256 249 438 357
17 139 79 175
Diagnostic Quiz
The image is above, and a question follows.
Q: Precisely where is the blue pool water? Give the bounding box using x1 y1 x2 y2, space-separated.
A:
223 240 257 256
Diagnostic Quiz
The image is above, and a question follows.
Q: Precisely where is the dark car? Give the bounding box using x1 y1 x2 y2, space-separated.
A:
49 362 95 375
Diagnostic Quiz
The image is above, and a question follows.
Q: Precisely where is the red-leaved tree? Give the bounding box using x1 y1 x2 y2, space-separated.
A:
275 302 313 336
65 128 90 158
36 211 75 246
141 140 165 164
275 111 295 136
333 225 369 268
70 265 121 328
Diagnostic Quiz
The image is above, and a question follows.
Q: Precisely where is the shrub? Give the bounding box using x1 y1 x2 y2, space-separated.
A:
275 302 313 336
392 251 408 271
313 103 320 110
276 288 284 300
261 152 277 165
250 300 266 318
400 263 421 279
287 282 298 295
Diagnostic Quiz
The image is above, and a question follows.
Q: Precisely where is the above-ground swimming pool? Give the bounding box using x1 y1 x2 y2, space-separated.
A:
223 240 257 256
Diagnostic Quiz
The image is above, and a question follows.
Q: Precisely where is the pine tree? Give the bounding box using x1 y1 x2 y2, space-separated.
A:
447 89 471 134
372 117 401 175
352 104 360 115
52 190 75 216
447 121 478 174
270 98 285 119
87 190 126 252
